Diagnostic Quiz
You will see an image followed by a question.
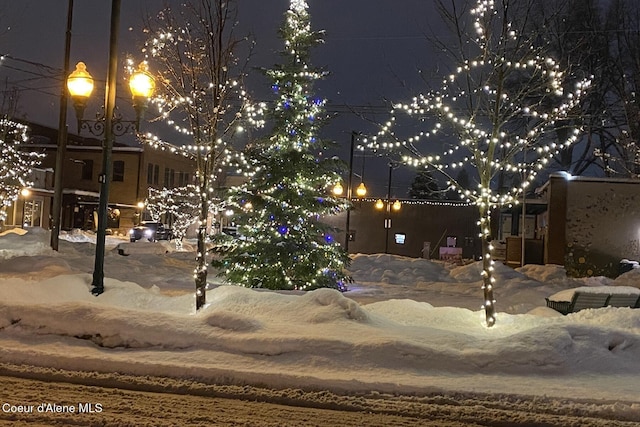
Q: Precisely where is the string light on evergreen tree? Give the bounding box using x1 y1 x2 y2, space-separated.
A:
211 0 351 291
369 0 591 327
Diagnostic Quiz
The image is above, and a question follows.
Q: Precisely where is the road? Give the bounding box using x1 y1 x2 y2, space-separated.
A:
0 372 636 426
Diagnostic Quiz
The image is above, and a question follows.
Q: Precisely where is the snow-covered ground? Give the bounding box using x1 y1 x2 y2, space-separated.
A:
1 228 639 423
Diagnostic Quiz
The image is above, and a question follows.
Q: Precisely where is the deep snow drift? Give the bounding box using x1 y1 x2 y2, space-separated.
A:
0 227 639 421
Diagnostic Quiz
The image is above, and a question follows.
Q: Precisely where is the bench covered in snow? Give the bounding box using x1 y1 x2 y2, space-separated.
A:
545 286 640 315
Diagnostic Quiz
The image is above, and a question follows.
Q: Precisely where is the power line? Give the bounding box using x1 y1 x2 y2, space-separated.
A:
0 54 62 74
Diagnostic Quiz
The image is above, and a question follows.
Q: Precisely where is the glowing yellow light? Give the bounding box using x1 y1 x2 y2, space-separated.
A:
129 62 155 99
67 62 94 99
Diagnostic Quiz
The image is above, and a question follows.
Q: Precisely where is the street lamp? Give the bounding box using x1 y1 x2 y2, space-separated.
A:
68 61 154 135
129 62 156 130
67 61 94 132
66 0 155 296
375 163 401 254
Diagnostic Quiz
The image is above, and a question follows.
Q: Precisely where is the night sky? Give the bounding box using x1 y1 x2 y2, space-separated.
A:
0 0 446 196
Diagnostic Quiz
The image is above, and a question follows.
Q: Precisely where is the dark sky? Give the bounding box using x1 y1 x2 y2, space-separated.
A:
0 0 446 197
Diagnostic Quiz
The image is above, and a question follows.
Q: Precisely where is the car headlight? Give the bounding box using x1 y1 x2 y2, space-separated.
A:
144 229 153 237
128 229 134 235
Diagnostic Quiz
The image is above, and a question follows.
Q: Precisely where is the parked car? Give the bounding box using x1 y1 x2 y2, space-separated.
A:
129 221 173 242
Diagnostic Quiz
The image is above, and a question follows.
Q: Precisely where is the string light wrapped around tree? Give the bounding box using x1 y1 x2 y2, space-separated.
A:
0 119 44 222
369 0 591 327
145 185 200 250
211 0 351 291
137 1 260 310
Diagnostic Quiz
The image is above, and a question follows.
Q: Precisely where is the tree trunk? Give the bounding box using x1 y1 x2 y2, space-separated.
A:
478 203 497 327
195 201 208 310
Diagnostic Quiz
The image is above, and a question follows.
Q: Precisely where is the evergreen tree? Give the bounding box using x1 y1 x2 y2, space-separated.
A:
212 0 351 291
445 168 471 200
408 168 441 199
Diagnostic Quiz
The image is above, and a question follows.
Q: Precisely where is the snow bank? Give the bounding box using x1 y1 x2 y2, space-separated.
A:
0 228 639 408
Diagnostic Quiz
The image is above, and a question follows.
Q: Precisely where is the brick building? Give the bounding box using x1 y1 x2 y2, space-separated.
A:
4 121 196 234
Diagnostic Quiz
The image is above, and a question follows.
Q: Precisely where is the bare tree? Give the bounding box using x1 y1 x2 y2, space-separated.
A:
526 0 608 175
0 118 43 223
0 84 21 119
146 185 199 250
593 0 640 177
535 0 640 178
139 0 256 310
371 0 590 327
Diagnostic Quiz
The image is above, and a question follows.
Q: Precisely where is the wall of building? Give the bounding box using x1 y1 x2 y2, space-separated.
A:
19 122 198 234
2 169 53 230
324 200 481 260
139 148 198 199
544 174 640 277
543 175 568 267
566 179 640 277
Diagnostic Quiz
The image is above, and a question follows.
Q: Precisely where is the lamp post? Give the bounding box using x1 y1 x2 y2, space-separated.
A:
375 163 401 254
344 131 368 251
333 131 367 252
66 0 154 296
50 0 74 251
521 145 527 267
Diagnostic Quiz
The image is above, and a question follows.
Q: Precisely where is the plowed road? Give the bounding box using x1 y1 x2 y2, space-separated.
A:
0 374 634 426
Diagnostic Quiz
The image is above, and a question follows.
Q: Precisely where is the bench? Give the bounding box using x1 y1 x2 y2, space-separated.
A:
545 289 640 315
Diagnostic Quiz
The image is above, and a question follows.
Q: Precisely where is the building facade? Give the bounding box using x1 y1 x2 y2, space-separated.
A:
324 199 481 260
4 122 196 234
541 172 640 277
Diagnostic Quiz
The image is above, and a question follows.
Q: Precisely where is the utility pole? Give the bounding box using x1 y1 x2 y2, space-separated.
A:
50 0 74 250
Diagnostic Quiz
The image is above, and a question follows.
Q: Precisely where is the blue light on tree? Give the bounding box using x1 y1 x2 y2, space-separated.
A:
210 0 351 292
278 225 289 235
